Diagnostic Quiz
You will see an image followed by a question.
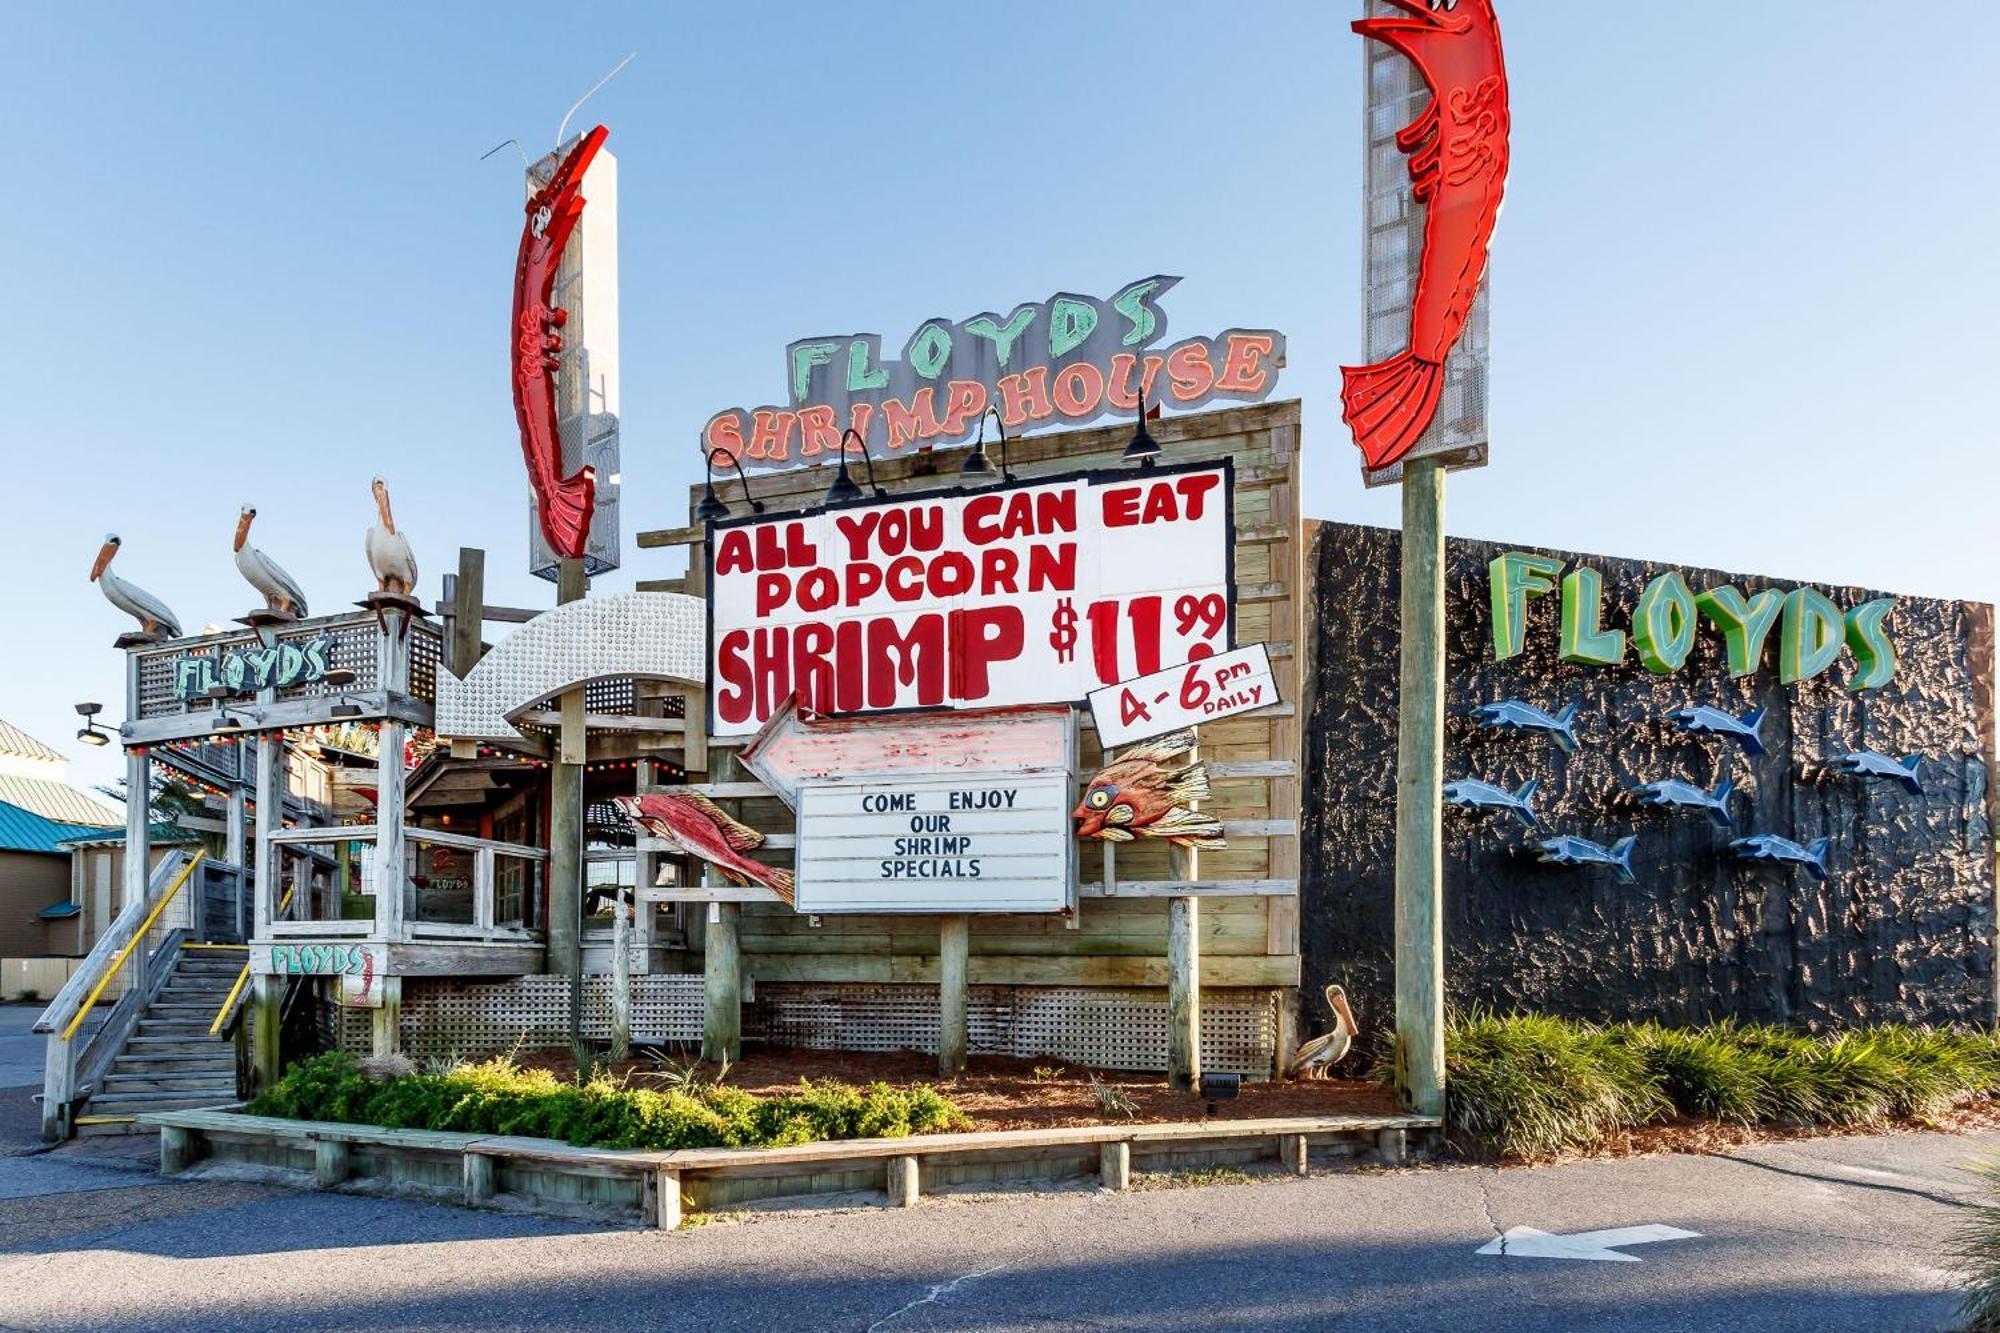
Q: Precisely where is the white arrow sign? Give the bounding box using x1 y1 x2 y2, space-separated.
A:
1475 1224 1702 1262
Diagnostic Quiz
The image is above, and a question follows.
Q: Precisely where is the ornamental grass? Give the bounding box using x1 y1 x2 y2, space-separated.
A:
248 1052 967 1152
1371 1012 2000 1162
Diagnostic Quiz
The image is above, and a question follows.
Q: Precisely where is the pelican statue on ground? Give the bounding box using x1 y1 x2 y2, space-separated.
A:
365 476 418 595
233 505 309 618
1287 984 1360 1080
90 534 182 640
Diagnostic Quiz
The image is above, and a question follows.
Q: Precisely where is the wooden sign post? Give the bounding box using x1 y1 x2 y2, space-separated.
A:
549 558 588 1055
1394 460 1447 1115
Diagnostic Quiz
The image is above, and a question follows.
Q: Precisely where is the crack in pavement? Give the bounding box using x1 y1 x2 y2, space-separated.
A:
1713 1152 1973 1210
867 1263 1007 1331
1473 1168 1506 1255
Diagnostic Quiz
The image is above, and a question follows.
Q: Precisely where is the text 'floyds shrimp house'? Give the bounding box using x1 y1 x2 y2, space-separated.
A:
702 277 1283 466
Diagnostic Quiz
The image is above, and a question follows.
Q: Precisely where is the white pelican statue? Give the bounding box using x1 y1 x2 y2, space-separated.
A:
233 505 309 618
90 534 182 640
1287 984 1360 1080
365 476 418 595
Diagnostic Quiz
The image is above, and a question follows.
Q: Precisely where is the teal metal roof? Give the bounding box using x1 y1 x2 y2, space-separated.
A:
36 900 81 920
0 801 115 855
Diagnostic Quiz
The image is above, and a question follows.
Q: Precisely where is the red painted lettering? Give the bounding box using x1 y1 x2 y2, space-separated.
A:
716 631 753 725
868 616 947 708
1027 543 1076 592
714 529 755 576
940 379 987 436
755 572 791 616
950 606 1024 702
980 547 1020 595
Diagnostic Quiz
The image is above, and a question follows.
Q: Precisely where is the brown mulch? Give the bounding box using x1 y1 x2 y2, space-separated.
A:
1587 1098 2000 1163
516 1046 1402 1131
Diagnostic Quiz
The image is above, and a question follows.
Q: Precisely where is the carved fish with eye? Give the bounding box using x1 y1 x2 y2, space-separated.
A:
1073 729 1227 851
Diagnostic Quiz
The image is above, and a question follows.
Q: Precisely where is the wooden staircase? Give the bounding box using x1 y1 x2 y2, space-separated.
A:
76 951 244 1134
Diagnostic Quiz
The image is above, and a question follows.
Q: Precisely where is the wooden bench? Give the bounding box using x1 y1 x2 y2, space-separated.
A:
145 1110 1440 1229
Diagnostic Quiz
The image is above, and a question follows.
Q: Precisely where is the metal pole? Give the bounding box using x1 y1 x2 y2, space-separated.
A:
1394 457 1447 1115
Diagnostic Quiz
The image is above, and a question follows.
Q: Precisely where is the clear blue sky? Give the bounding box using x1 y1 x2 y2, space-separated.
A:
3 3 1995 790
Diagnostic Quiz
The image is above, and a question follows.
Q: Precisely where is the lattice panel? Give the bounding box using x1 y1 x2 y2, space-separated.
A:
749 984 1279 1077
328 978 1277 1077
330 975 704 1056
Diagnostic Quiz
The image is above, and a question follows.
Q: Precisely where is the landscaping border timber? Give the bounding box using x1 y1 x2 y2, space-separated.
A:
142 1109 1437 1226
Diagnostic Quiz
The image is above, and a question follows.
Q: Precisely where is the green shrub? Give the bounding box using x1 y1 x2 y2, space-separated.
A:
1408 1013 2000 1162
1953 1156 2000 1330
1414 1011 1667 1160
248 1053 966 1152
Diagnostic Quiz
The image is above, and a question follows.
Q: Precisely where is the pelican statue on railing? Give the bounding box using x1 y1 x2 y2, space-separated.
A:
233 505 309 618
90 534 182 641
365 476 418 595
1287 984 1360 1080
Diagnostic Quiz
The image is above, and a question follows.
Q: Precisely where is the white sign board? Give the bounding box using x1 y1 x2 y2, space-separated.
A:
708 461 1235 736
1087 643 1279 748
795 772 1073 913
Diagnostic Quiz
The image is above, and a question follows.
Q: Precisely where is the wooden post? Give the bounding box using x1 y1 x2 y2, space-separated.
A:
937 914 969 1076
550 559 587 1053
1098 1140 1130 1191
313 1137 351 1189
124 748 153 992
886 1154 920 1207
1394 457 1447 1117
1167 740 1202 1093
463 1151 496 1207
655 1166 683 1229
450 548 485 676
610 877 632 1060
1167 897 1200 1092
1279 1133 1310 1176
702 901 740 1062
250 973 281 1091
159 1124 194 1175
371 976 401 1059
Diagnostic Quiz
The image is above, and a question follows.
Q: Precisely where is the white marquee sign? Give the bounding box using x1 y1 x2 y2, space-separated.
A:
795 773 1073 914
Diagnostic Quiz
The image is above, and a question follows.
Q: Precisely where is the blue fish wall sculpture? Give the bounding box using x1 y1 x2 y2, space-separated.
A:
1829 751 1923 796
1730 833 1832 883
1473 700 1580 753
1667 705 1766 757
1631 777 1736 831
1536 835 1637 885
1444 777 1538 828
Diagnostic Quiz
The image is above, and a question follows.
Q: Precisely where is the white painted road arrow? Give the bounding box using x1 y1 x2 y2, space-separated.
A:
1476 1224 1702 1262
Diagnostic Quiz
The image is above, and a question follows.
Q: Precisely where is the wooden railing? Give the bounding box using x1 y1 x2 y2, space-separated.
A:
34 850 202 1140
263 826 546 944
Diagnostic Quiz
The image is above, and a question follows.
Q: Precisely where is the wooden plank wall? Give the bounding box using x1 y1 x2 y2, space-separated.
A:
634 401 1304 998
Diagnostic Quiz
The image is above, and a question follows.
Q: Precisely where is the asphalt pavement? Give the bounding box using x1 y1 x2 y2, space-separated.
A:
0 1081 1991 1333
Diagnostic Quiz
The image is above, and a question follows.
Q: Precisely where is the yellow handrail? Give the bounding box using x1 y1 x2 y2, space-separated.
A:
62 850 206 1042
209 879 296 1038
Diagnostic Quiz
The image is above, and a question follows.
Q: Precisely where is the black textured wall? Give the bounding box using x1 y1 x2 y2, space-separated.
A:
1301 522 1997 1036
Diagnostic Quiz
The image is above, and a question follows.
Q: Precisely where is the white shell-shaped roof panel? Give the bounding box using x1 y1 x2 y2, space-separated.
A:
435 591 706 741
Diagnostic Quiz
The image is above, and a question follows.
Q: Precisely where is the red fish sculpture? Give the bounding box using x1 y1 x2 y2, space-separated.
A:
613 793 796 905
512 125 607 560
1342 0 1510 471
1072 729 1227 851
